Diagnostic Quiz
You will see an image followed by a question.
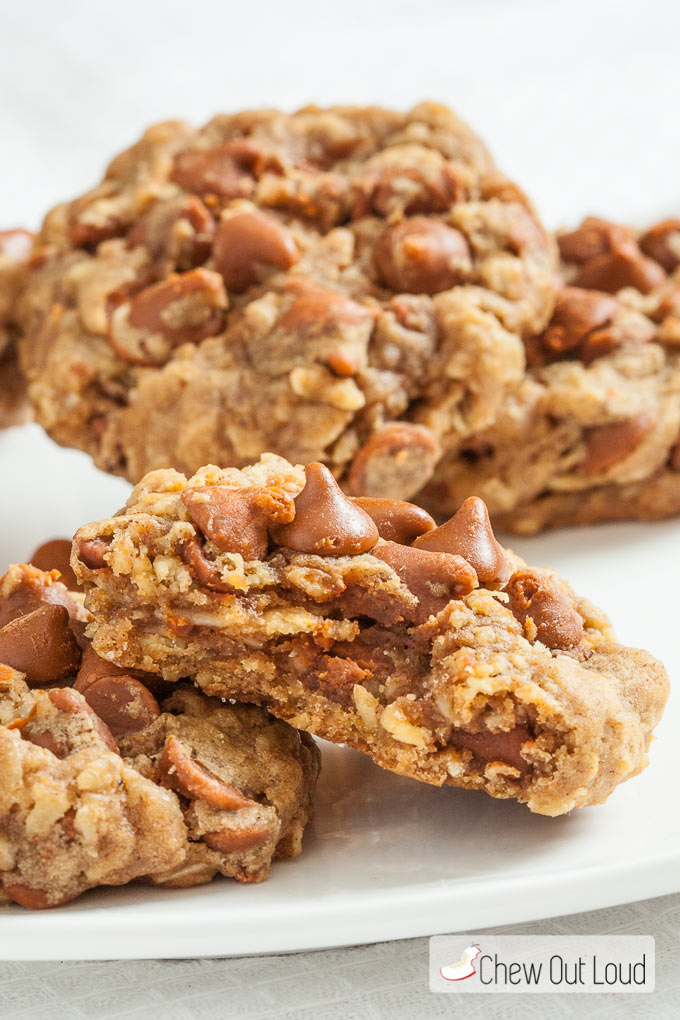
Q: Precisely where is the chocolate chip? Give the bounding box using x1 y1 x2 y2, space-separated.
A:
373 216 472 294
558 217 632 264
346 423 440 500
639 218 680 273
29 539 80 591
214 209 299 292
539 287 618 361
573 242 666 295
449 724 532 774
182 485 295 560
0 605 81 687
271 462 379 556
75 643 170 700
372 538 478 624
583 413 655 475
559 217 667 295
108 268 227 366
170 140 261 199
278 278 376 330
158 734 255 809
413 496 510 587
127 195 215 270
0 564 84 629
202 824 271 853
351 497 436 545
179 540 234 592
506 569 584 650
79 675 160 739
46 687 117 752
76 537 111 570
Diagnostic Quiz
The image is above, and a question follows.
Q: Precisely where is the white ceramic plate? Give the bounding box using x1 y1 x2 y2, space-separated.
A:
0 425 678 960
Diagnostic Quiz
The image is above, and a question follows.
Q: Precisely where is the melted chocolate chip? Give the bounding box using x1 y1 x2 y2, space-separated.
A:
506 569 584 650
373 539 478 624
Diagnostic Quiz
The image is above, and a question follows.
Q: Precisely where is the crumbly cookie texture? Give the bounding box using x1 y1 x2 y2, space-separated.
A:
0 669 186 908
0 230 33 428
0 561 319 906
121 685 319 887
17 103 556 496
74 453 668 817
419 216 680 531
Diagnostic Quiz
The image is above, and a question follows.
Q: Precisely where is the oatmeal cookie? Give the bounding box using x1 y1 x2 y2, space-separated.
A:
0 670 186 908
17 103 556 497
0 560 319 905
0 229 33 428
419 216 680 531
120 685 319 887
73 454 668 816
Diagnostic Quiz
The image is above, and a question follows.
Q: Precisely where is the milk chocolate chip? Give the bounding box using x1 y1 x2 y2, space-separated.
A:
75 537 111 570
413 496 510 586
373 539 478 624
278 278 376 330
449 724 532 774
80 675 160 738
506 569 584 650
170 140 261 199
352 497 436 545
127 194 215 270
214 209 299 292
0 564 84 629
46 686 118 753
639 218 680 273
158 734 255 810
109 268 227 366
558 217 632 263
0 605 81 687
182 485 295 560
373 217 471 294
29 539 80 591
559 217 666 295
583 413 655 475
271 462 379 556
540 287 618 361
347 423 440 500
573 243 666 295
202 823 271 853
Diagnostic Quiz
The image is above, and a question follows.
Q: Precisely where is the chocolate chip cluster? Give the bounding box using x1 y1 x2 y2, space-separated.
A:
528 216 680 367
170 462 585 649
0 555 165 739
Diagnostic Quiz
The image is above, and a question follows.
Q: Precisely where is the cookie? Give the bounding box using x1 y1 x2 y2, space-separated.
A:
121 685 320 887
73 454 668 816
419 216 680 531
0 560 319 906
0 670 186 908
17 103 556 498
0 229 33 428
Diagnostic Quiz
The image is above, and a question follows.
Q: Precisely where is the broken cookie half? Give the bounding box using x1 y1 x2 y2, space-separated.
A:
74 453 669 817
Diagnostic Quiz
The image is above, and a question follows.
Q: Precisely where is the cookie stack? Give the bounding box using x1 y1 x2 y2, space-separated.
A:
0 104 672 908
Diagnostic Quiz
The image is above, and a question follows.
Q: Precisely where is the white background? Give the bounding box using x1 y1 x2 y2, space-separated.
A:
2 0 680 233
2 0 680 1016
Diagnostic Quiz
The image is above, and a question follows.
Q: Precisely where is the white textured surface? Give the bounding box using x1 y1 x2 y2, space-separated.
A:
1 893 678 1019
1 0 680 1013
